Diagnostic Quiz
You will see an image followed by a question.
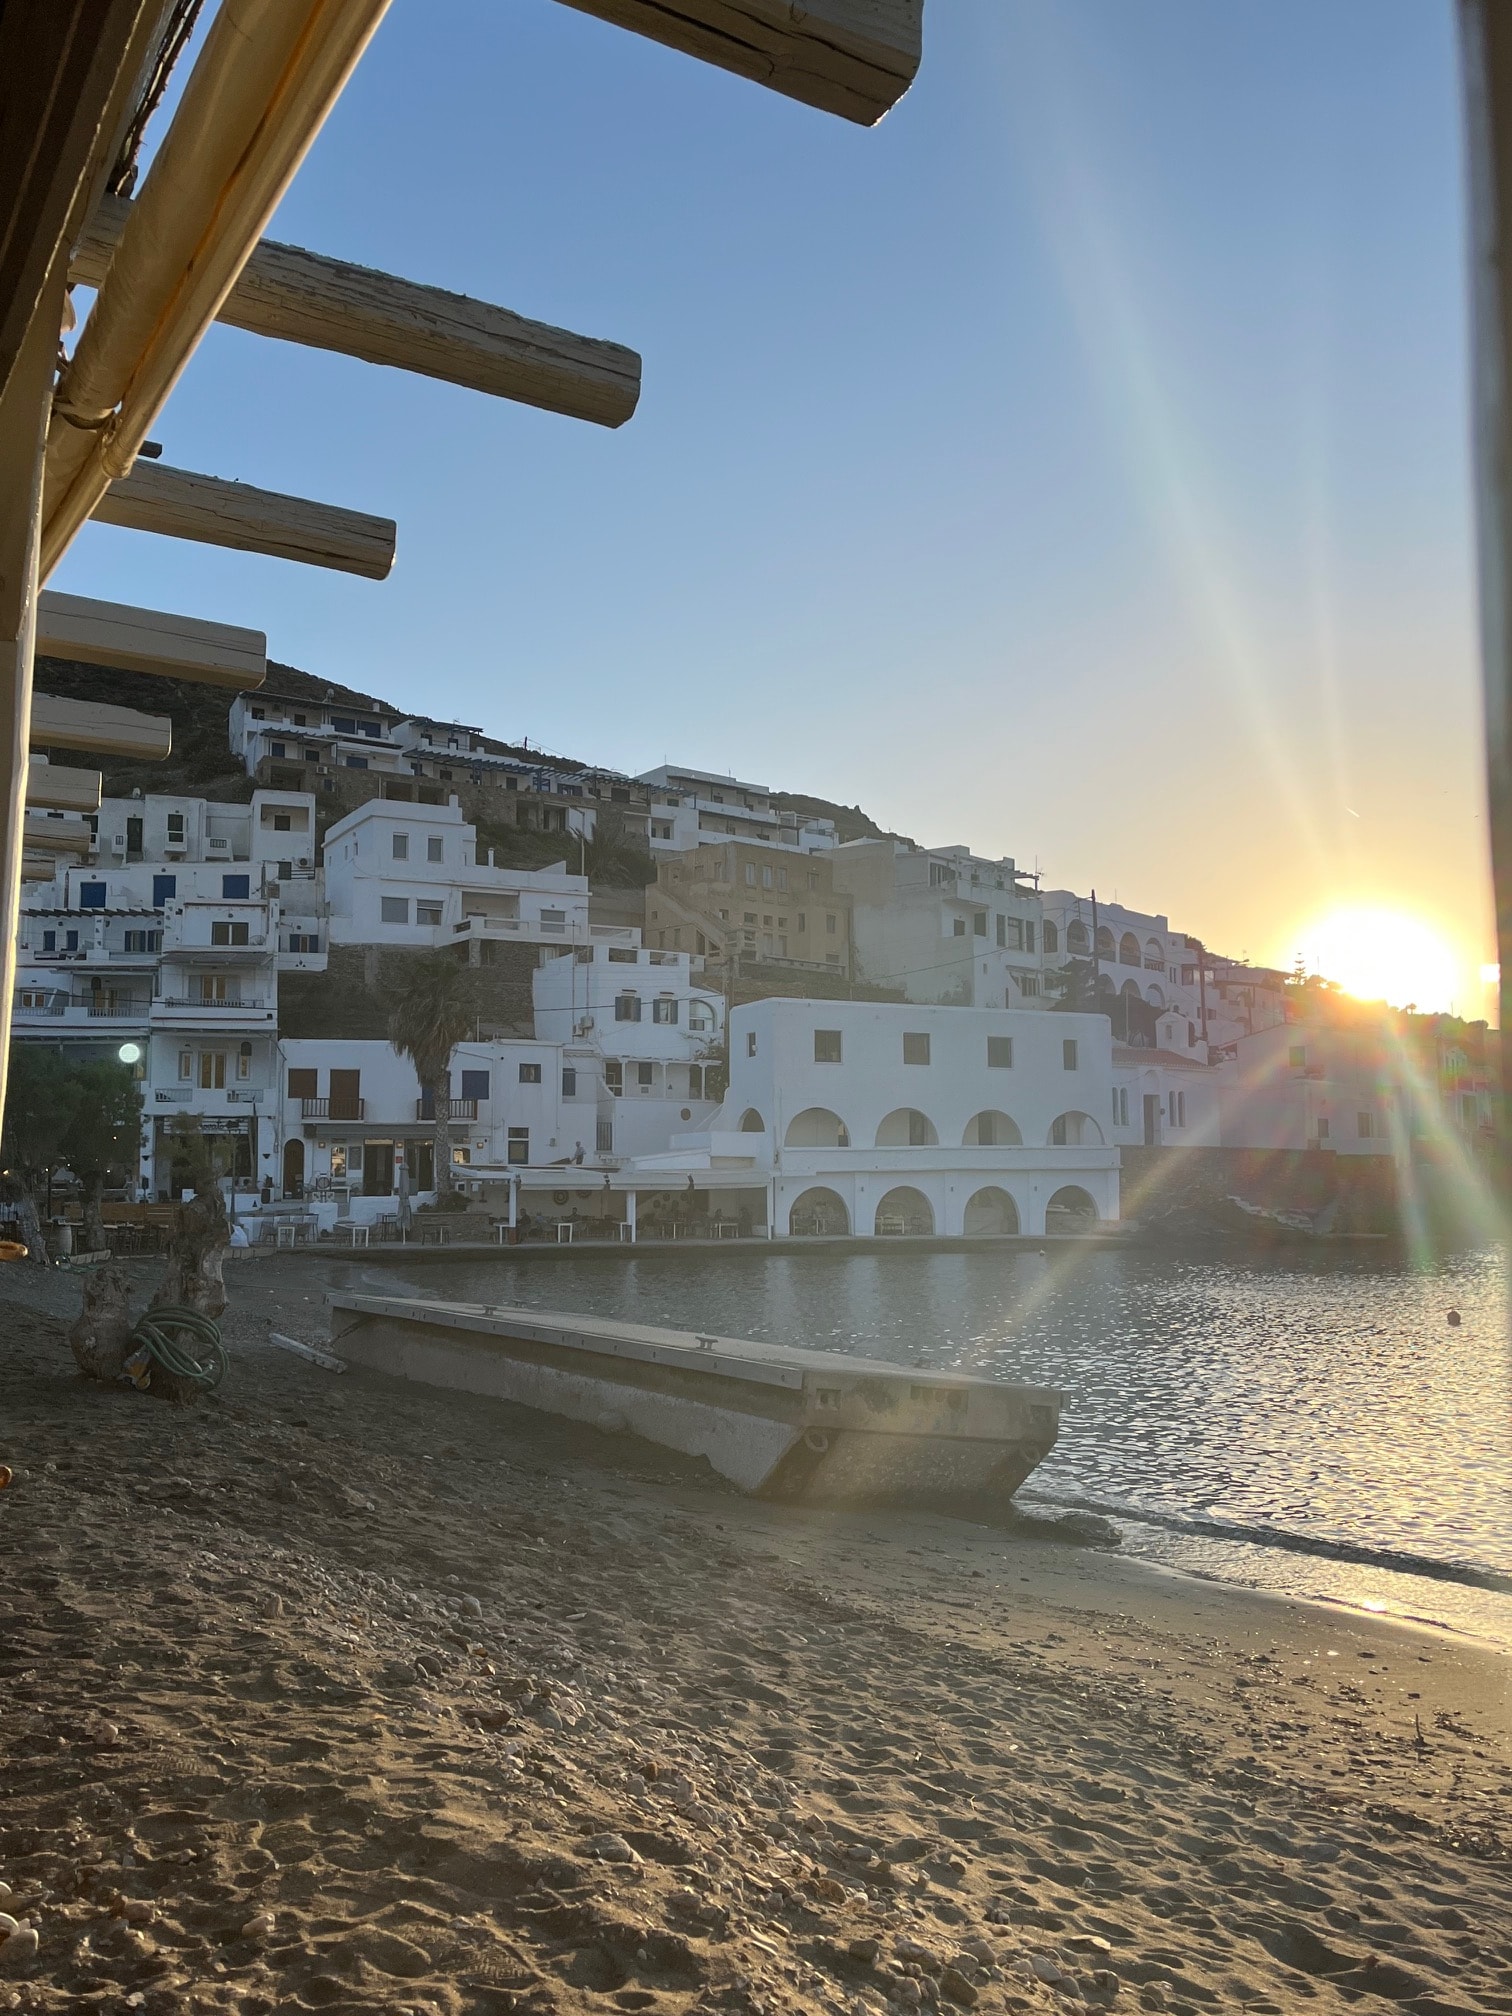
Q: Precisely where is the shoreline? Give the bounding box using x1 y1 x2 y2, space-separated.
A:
2 1256 1508 2016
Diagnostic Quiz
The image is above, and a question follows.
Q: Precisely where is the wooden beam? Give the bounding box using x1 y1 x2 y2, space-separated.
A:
26 760 102 813
31 691 172 761
92 461 397 580
23 811 91 856
551 0 921 126
37 589 266 689
72 194 642 430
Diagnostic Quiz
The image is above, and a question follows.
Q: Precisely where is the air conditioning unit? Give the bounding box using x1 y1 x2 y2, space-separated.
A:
110 835 126 855
574 1017 595 1036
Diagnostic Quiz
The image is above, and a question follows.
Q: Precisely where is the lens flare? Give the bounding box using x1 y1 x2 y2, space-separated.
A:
1293 907 1461 1012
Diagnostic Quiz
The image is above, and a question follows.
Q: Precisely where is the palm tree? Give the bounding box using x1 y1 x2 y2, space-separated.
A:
386 950 480 1199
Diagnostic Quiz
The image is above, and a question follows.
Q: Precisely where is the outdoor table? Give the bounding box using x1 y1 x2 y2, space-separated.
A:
337 1222 369 1247
713 1221 739 1238
555 1221 575 1243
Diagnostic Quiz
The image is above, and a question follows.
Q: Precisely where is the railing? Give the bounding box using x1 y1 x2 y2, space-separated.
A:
301 1097 366 1120
416 1098 479 1121
154 1088 192 1103
14 998 147 1018
155 996 268 1011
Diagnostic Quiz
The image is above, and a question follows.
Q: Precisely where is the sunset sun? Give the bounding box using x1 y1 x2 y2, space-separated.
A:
1293 906 1462 1013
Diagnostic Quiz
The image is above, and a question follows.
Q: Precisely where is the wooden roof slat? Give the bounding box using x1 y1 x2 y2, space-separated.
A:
31 691 172 761
36 589 267 689
92 461 397 580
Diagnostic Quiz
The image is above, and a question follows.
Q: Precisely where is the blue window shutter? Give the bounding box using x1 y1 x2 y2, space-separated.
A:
222 874 250 899
152 874 176 906
79 882 106 909
459 1069 489 1100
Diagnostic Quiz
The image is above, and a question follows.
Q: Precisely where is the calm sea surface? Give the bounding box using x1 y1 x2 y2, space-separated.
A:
348 1243 1512 1650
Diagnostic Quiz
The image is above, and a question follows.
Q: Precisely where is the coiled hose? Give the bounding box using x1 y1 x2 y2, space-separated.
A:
126 1305 227 1392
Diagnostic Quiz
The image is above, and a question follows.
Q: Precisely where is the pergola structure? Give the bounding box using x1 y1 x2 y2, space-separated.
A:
0 0 923 1139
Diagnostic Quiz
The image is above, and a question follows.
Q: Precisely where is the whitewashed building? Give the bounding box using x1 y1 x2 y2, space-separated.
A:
532 944 725 1162
638 765 838 856
1041 892 1205 1026
1216 1021 1407 1159
626 999 1119 1238
321 797 627 955
826 839 1046 1009
229 689 405 781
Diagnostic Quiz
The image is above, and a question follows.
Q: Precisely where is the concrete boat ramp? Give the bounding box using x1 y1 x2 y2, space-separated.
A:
326 1293 1061 1511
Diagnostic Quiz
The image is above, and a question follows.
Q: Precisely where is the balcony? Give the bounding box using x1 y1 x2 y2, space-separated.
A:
415 1097 479 1122
13 995 148 1022
157 995 267 1011
301 1097 366 1120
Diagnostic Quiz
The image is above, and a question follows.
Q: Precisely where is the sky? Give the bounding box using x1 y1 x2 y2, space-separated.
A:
54 0 1496 1017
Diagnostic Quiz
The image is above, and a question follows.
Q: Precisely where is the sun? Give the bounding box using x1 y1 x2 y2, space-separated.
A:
1293 906 1462 1013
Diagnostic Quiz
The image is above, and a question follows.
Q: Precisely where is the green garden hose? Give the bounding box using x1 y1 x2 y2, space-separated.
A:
125 1306 228 1392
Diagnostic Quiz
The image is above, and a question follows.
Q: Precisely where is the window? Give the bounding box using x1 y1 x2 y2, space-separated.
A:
198 974 230 1003
796 913 806 934
688 999 715 1032
123 930 160 953
199 1051 227 1089
826 913 837 935
1018 974 1042 998
1357 1111 1375 1139
518 1062 542 1084
746 1031 757 1057
287 1067 318 1099
908 1110 932 1146
1043 922 1059 954
651 997 679 1024
460 1069 489 1100
930 861 954 886
1289 1045 1307 1068
562 1068 577 1097
596 1118 613 1152
427 835 443 862
903 1032 931 1066
211 921 250 947
287 932 321 953
507 1128 530 1166
540 909 566 930
953 917 966 937
637 1062 654 1087
987 1036 1013 1069
272 812 291 832
41 931 55 952
166 813 185 844
250 707 265 721
974 912 988 937
814 1029 842 1063
614 993 641 1022
380 897 410 925
1168 1091 1186 1128
416 901 443 926
79 881 106 909
745 864 756 886
762 867 773 889
392 832 409 860
345 755 369 770
996 914 1006 948
221 874 250 899
1316 1116 1331 1141
1112 1087 1129 1127
744 912 757 925
1063 1038 1079 1070
178 1050 192 1081
237 1042 252 1081
777 868 788 891
605 1060 623 1096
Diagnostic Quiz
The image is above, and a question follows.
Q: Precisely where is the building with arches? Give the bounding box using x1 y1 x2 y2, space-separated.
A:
629 998 1120 1237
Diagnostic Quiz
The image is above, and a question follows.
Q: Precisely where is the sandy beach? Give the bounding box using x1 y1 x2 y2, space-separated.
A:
0 1254 1508 2016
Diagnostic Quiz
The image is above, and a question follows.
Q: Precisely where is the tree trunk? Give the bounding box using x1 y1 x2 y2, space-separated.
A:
14 1189 46 1265
432 1074 452 1197
68 1263 133 1380
80 1173 107 1255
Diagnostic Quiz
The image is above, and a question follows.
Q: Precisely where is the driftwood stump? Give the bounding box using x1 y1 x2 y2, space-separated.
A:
142 1193 230 1402
67 1265 134 1381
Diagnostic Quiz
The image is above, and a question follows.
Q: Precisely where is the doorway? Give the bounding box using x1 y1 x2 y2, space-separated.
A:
282 1137 305 1197
362 1141 394 1195
1143 1094 1160 1146
330 1068 362 1120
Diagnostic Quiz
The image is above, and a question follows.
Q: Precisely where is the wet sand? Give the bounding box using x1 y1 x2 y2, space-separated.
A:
0 1255 1508 2016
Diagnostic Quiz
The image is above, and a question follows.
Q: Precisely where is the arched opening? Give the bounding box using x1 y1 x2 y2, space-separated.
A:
963 1185 1019 1237
1118 931 1141 966
1120 977 1142 999
1049 1110 1104 1146
1042 920 1060 954
1065 920 1089 954
785 1106 850 1148
963 1110 1022 1147
1146 983 1166 1009
875 1186 934 1236
1144 937 1164 970
1095 971 1116 1000
876 1107 938 1147
282 1137 305 1197
738 1108 766 1133
1046 1184 1099 1231
688 999 716 1032
789 1186 849 1236
1096 925 1116 958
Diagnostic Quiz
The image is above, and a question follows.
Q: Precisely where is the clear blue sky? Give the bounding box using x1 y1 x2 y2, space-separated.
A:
56 0 1493 1011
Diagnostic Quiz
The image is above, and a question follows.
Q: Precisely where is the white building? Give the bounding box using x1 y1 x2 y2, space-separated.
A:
827 839 1046 1009
229 689 406 780
275 1036 569 1215
1041 892 1204 1026
321 796 628 956
638 765 838 856
626 998 1120 1239
1216 1020 1407 1159
1110 1010 1224 1150
532 944 725 1162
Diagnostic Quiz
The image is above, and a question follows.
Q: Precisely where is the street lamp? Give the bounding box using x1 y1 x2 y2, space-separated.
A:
117 1042 141 1065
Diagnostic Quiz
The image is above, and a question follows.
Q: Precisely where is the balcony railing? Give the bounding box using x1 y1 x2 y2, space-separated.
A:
416 1097 479 1122
155 995 268 1011
300 1097 366 1120
13 998 147 1018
